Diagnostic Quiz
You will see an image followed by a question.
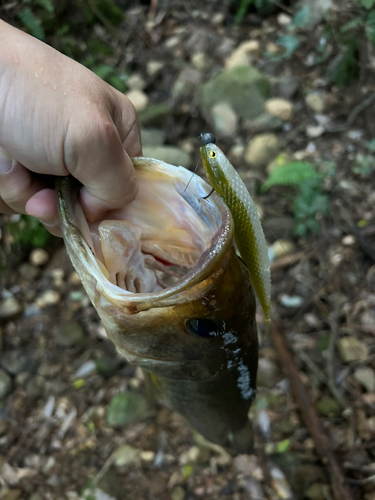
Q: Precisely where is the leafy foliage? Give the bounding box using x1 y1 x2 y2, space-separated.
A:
262 162 331 237
8 215 51 249
229 0 275 24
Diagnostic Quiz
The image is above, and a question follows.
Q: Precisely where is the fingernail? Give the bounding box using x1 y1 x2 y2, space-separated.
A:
0 150 13 174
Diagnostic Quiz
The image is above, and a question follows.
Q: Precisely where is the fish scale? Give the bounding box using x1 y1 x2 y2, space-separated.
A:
200 140 271 327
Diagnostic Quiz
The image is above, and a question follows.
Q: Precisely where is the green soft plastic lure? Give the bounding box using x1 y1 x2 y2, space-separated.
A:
199 133 271 328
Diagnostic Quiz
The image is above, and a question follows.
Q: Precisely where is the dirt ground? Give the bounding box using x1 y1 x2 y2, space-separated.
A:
0 1 374 499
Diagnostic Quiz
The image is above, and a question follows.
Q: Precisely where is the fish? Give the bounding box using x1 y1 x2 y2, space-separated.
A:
199 133 271 329
56 156 259 454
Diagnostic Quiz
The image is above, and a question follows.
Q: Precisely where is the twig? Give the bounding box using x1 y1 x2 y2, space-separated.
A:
326 92 375 133
327 308 347 409
271 320 355 500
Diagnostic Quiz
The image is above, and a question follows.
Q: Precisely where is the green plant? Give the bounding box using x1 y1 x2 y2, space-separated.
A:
262 161 331 237
229 0 275 24
8 215 51 249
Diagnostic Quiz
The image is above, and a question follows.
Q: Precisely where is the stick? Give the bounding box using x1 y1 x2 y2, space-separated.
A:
271 321 355 500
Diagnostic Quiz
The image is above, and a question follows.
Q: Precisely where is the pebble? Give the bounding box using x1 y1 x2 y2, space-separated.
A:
306 125 325 138
229 142 245 160
268 239 295 260
0 296 23 320
266 42 280 55
353 367 375 392
179 446 201 465
50 268 64 288
69 272 81 286
126 90 149 111
337 336 369 363
55 322 85 347
35 290 60 308
114 444 141 467
146 60 163 76
191 52 207 70
225 40 261 69
275 75 300 99
277 13 292 26
305 92 325 113
171 486 185 500
342 235 355 246
126 73 146 91
29 248 49 266
140 450 155 462
244 133 280 167
211 102 238 137
1 350 28 375
265 98 293 121
280 294 303 307
0 369 12 399
19 263 39 281
74 360 97 378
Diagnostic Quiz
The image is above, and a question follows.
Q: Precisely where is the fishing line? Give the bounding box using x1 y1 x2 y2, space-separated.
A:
203 188 215 200
184 159 201 192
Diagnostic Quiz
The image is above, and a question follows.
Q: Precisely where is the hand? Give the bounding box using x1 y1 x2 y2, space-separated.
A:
0 20 141 236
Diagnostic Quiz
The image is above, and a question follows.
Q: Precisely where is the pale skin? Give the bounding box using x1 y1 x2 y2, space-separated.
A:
0 20 141 236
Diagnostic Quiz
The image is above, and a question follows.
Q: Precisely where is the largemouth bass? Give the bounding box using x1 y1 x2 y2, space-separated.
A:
56 157 258 454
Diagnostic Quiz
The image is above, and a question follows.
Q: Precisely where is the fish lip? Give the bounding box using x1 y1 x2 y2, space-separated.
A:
56 158 234 310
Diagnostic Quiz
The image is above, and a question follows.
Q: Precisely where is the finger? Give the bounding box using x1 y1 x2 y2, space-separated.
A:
111 91 143 158
25 188 58 223
123 119 143 158
0 197 17 215
0 158 44 214
40 220 62 238
65 113 138 222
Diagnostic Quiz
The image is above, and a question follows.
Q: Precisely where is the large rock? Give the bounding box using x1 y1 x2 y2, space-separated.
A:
142 146 191 169
199 66 271 129
211 102 238 137
244 133 280 167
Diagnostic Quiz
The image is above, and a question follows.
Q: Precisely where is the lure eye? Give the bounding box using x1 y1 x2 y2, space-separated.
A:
185 318 225 338
199 132 216 146
209 150 216 159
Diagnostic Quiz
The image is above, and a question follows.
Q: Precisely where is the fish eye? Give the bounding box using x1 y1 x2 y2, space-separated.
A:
185 318 224 338
209 150 216 159
199 132 216 146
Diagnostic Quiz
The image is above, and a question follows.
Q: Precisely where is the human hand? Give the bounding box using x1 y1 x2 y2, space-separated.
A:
0 20 141 236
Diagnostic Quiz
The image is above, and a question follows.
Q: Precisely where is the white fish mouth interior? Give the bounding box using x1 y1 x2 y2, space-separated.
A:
76 160 221 294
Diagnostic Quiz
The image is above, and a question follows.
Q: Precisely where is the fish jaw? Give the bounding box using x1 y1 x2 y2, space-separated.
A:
56 157 258 454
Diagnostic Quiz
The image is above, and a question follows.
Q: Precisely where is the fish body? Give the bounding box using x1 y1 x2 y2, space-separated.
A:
56 158 258 454
199 137 271 328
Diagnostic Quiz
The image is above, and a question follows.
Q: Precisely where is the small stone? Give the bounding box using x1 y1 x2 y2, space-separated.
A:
55 322 85 347
266 42 280 55
142 146 191 169
306 125 325 138
146 60 163 76
1 350 28 375
353 367 375 392
126 90 149 111
140 450 155 462
19 263 39 281
29 248 49 266
244 133 280 167
74 360 96 378
172 68 200 99
280 294 303 307
305 92 325 113
225 40 261 69
269 239 295 260
191 52 207 70
171 486 185 500
107 392 149 426
211 102 238 137
69 272 81 285
179 446 201 465
126 73 146 91
342 235 355 246
0 296 23 320
0 369 12 399
114 444 141 467
277 13 292 26
50 268 64 287
212 12 224 25
337 336 368 363
265 98 293 121
229 143 245 160
316 397 341 417
35 290 60 308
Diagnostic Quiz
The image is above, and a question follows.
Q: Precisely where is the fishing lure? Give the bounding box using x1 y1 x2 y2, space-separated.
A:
199 133 271 329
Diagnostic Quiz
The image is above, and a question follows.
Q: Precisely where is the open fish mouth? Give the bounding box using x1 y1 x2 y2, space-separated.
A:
57 157 258 455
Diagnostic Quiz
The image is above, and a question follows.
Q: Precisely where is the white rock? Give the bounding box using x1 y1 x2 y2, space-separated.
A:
0 296 23 319
225 40 261 69
342 235 356 246
30 248 49 266
69 272 81 285
353 367 375 392
147 60 163 76
229 143 245 160
51 268 64 288
211 102 238 137
126 73 146 91
140 450 155 462
191 52 206 70
126 90 149 111
245 133 280 167
114 444 141 467
179 445 201 465
269 239 295 260
277 13 292 26
305 92 325 113
337 336 368 363
265 98 293 121
35 290 60 308
306 125 325 138
266 42 280 55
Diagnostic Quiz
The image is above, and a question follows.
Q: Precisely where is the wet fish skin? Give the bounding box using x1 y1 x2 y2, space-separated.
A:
56 159 258 454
